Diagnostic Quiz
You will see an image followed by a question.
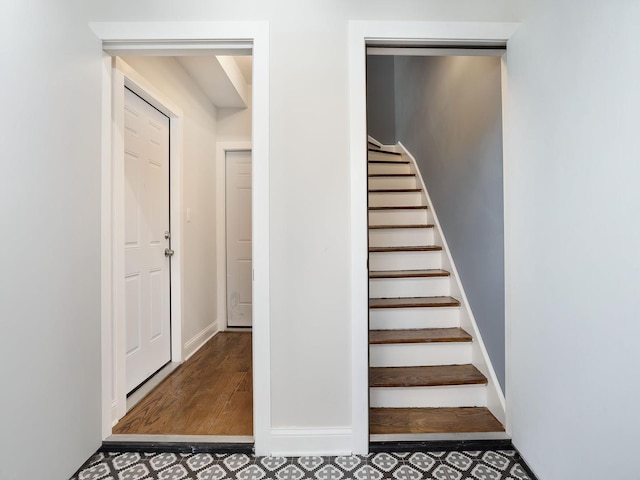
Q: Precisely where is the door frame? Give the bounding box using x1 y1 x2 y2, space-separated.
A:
93 22 271 455
216 142 252 330
348 21 520 454
114 58 184 411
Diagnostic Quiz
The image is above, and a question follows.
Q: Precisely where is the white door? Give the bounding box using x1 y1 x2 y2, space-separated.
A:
124 88 172 393
226 150 253 327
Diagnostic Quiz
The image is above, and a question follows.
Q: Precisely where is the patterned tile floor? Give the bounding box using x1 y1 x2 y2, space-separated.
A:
71 450 535 480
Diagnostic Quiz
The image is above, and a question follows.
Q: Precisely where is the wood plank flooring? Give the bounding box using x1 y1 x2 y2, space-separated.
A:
113 332 252 436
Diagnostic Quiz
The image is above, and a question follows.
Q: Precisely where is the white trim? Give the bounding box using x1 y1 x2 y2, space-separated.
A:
367 47 506 57
399 142 506 423
93 22 271 455
100 52 115 437
501 53 513 437
215 142 252 331
183 324 219 361
349 21 519 453
367 135 383 148
270 428 353 457
109 58 185 424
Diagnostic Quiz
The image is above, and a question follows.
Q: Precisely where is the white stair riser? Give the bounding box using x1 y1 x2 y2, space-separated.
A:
368 192 423 207
368 176 417 190
369 209 429 226
369 251 442 271
369 276 451 298
369 228 434 247
368 163 411 175
370 385 486 408
369 343 472 367
369 307 460 330
368 151 404 161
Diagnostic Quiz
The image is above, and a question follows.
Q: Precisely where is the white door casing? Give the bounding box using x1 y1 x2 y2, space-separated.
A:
123 88 171 393
349 21 519 454
96 21 270 454
226 150 253 327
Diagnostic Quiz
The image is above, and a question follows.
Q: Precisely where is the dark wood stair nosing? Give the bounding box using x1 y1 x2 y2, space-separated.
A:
368 206 428 211
368 148 402 156
369 364 487 388
369 327 472 345
369 224 434 230
369 407 505 435
369 269 450 279
369 296 461 309
368 245 442 253
369 188 421 193
368 173 416 177
368 160 410 165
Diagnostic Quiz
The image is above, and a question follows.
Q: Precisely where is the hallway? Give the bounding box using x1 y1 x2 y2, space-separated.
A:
113 332 252 436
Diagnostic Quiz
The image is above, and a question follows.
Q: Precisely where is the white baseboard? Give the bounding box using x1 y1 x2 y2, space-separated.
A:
270 428 353 456
183 323 219 360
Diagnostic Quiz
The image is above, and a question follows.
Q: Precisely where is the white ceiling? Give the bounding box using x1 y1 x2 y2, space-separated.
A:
176 55 252 109
234 56 253 85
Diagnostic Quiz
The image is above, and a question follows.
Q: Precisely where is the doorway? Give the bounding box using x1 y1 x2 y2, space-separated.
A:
113 54 254 436
348 21 518 454
95 22 271 454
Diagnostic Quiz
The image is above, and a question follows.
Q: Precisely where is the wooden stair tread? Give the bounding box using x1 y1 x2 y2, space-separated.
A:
369 296 460 308
369 224 434 230
368 173 416 177
369 206 428 211
369 188 421 193
369 407 504 434
369 269 450 278
370 328 471 344
368 160 410 164
369 245 442 253
368 148 402 156
370 365 487 387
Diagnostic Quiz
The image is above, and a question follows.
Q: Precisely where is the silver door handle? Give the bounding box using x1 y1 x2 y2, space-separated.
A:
165 248 175 257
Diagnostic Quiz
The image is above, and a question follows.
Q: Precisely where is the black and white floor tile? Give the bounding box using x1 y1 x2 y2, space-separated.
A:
71 450 534 480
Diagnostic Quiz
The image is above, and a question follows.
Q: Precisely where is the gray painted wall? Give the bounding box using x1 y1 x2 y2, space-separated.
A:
366 56 396 144
393 56 505 389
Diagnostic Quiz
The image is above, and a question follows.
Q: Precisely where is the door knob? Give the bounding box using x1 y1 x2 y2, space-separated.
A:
165 248 175 257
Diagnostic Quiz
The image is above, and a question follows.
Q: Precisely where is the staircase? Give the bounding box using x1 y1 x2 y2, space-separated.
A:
367 138 506 439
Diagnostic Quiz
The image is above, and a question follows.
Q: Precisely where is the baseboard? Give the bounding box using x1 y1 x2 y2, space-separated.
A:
369 438 513 453
101 436 253 454
183 323 218 360
270 428 352 456
513 447 540 480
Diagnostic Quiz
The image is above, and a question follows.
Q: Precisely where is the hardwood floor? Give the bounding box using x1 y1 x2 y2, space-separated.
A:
113 332 252 436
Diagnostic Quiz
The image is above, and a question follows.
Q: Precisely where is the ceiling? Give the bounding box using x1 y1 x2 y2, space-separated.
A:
176 55 252 109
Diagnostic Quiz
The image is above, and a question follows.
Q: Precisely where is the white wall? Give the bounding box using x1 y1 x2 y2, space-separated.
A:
1 1 532 476
0 2 102 479
394 56 505 389
507 0 640 477
122 56 220 355
217 87 252 143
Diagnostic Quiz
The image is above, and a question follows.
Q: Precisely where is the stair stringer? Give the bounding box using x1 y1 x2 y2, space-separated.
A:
395 141 507 425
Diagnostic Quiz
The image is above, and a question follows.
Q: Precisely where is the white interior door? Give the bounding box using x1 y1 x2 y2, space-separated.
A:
124 88 171 393
226 150 253 327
